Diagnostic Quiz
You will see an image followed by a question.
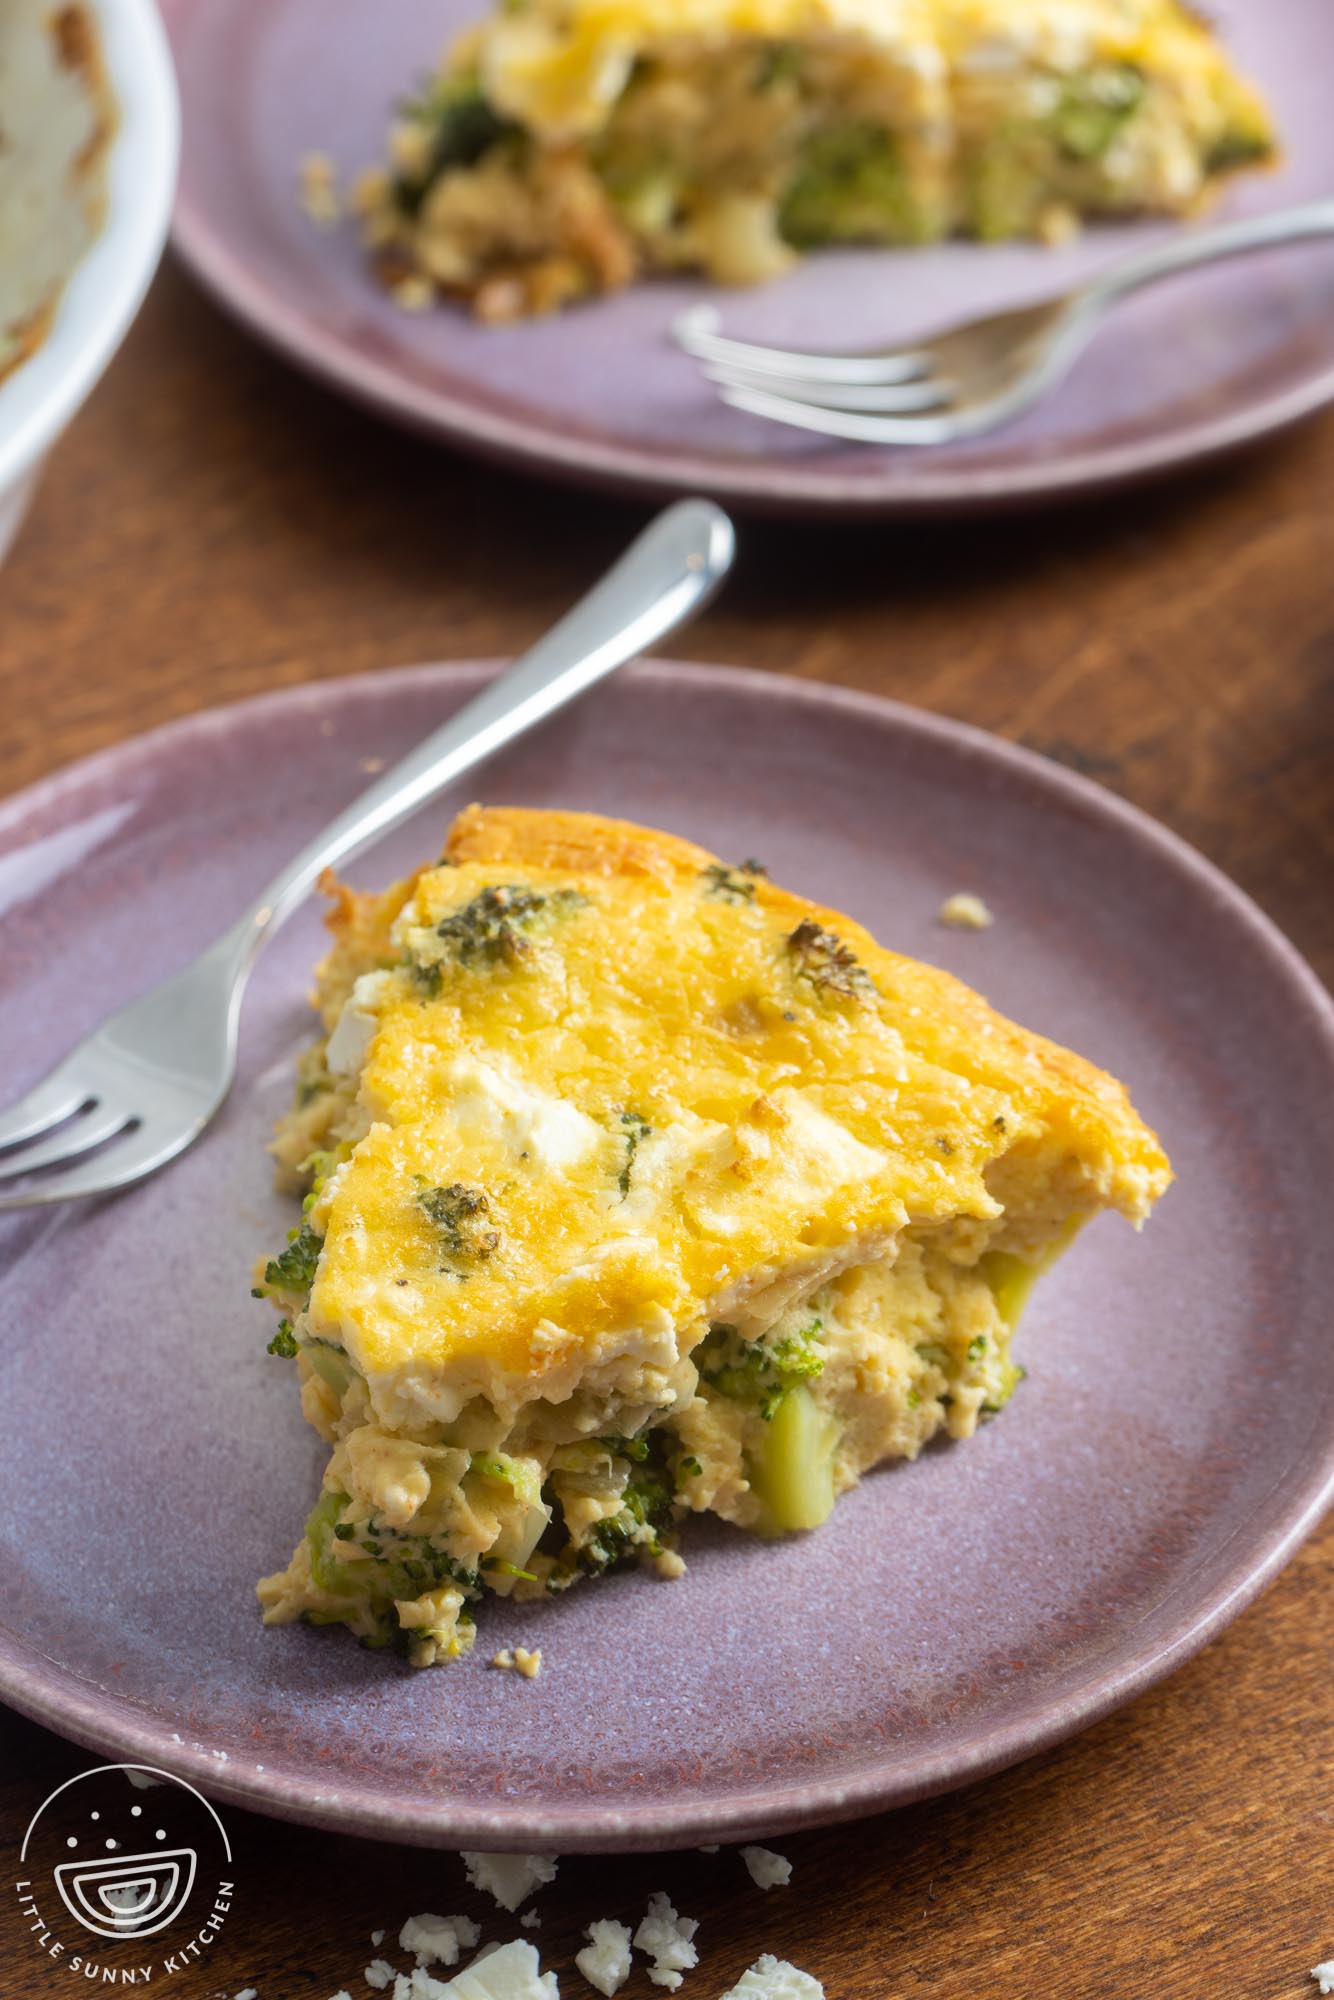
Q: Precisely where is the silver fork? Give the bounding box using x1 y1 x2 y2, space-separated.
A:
0 498 735 1211
675 197 1334 446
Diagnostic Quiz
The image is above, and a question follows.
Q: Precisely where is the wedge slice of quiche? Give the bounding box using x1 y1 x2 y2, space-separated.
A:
351 0 1275 319
256 805 1170 1665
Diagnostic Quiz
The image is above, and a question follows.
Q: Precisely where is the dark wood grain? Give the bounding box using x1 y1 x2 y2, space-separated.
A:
2 259 1332 2000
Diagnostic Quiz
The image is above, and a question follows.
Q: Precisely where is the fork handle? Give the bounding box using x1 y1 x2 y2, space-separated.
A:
1080 196 1334 312
223 498 735 976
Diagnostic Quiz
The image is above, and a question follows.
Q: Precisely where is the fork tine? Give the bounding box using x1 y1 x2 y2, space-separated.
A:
702 359 955 414
673 308 929 386
0 1073 94 1154
0 1104 136 1183
715 379 965 446
0 1123 172 1212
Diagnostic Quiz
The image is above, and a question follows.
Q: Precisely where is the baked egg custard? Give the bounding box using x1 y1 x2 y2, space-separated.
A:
349 0 1275 319
257 805 1171 1664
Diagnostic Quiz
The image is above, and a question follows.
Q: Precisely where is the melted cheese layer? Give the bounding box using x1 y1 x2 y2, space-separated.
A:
300 806 1170 1423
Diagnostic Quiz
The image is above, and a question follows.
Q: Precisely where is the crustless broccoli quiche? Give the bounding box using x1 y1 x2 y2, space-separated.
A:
256 805 1171 1666
347 0 1275 319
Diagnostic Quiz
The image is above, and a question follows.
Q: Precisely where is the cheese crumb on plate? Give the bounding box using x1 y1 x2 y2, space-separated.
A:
937 892 994 930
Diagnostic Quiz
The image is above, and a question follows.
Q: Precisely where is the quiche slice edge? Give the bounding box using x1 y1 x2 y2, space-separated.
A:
344 0 1277 320
255 803 1171 1665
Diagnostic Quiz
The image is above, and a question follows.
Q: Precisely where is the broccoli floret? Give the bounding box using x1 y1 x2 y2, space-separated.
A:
785 919 875 1000
617 1110 651 1199
598 1432 650 1462
578 1459 675 1575
417 1181 500 1272
697 1315 826 1419
780 121 931 246
1050 64 1145 161
407 882 588 990
266 1318 298 1359
438 884 586 967
700 859 768 904
259 1220 323 1300
393 86 520 216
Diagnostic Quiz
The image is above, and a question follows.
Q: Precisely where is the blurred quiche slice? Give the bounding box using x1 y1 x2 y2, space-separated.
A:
256 805 1170 1665
344 0 1275 319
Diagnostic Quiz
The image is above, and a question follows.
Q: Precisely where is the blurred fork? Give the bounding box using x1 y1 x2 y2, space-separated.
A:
674 196 1334 446
0 498 735 1210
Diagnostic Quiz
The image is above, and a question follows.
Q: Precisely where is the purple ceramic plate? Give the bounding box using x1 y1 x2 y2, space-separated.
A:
2 662 1333 1851
161 0 1334 515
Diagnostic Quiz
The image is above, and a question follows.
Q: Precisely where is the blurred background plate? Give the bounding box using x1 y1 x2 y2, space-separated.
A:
162 0 1334 515
2 662 1333 1850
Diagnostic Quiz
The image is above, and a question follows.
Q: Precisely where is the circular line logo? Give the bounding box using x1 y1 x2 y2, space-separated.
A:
14 1764 235 1984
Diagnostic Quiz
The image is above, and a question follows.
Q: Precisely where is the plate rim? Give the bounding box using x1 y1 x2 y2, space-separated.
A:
160 0 1334 518
3 656 1334 1850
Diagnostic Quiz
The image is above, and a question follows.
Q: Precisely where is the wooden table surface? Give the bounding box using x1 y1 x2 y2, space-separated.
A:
2 260 1332 2000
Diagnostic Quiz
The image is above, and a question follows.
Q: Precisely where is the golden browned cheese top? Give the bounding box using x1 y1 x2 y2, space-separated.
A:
307 806 1170 1392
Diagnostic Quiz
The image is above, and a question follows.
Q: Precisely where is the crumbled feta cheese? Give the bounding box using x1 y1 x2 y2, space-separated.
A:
442 1940 558 2000
633 1893 699 1990
719 1957 823 2000
740 1846 791 1890
329 1992 353 2000
234 1990 258 2000
125 1769 160 1790
1312 1965 1334 1996
366 1961 397 1990
402 1915 482 1967
697 1846 719 1855
461 1852 558 1912
937 892 994 931
575 1918 632 1997
521 1913 541 1931
373 1933 386 1948
401 1973 455 2000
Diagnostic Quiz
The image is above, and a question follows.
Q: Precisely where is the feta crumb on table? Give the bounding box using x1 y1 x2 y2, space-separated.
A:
234 1990 259 2000
441 1939 558 2000
720 1956 824 2000
366 1961 398 1990
937 892 994 931
521 1912 541 1930
633 1892 699 1990
373 1932 386 1947
575 1917 633 1996
461 1852 558 1912
1311 1963 1334 1995
401 1914 482 1967
740 1846 791 1890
